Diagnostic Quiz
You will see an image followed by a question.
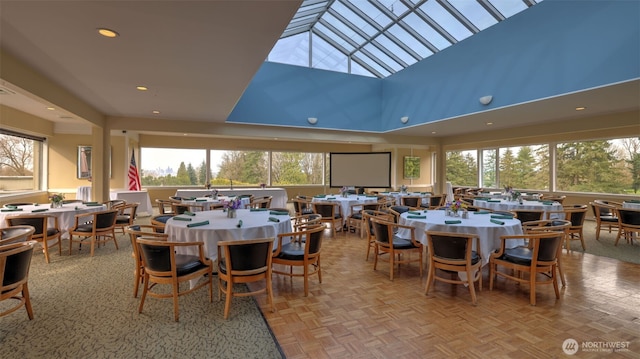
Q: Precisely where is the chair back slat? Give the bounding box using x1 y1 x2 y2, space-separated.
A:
96 210 118 229
306 227 324 255
430 234 468 260
7 217 45 235
537 233 564 262
139 244 172 272
228 241 272 271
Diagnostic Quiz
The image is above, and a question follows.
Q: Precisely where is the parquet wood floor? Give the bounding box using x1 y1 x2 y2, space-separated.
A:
253 227 640 358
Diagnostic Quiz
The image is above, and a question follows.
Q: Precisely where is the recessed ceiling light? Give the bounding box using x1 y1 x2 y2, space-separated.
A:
431 131 436 134
97 28 119 38
486 122 493 126
46 107 55 111
152 110 160 114
136 86 148 91
575 107 586 111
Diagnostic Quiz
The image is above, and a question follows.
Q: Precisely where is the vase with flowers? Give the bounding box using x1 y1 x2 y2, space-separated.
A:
340 186 348 198
447 199 467 217
49 193 65 208
400 185 408 194
224 198 243 218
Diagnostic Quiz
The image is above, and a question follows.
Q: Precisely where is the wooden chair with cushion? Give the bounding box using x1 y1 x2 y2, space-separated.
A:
150 214 173 232
217 237 275 319
370 217 423 280
171 202 205 215
114 202 138 235
400 196 422 208
155 199 176 215
6 214 62 263
246 196 272 209
346 202 380 238
68 209 119 257
489 231 565 305
424 231 482 305
615 208 640 246
521 219 571 287
362 210 396 261
388 205 411 223
425 195 445 209
541 195 566 204
513 209 545 225
560 205 588 251
291 213 322 232
102 199 126 210
124 224 168 298
292 196 314 217
590 201 620 241
0 226 36 247
0 240 38 320
272 225 326 296
136 237 213 322
312 202 343 238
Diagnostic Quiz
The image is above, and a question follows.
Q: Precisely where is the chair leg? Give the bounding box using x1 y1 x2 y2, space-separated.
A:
529 272 537 306
489 262 495 290
595 223 601 241
173 282 180 322
42 239 51 264
467 269 477 305
266 273 274 313
138 274 149 314
578 229 586 250
389 250 395 281
23 283 34 320
133 267 141 298
425 261 435 295
552 265 560 299
90 236 96 257
224 279 233 319
556 256 566 287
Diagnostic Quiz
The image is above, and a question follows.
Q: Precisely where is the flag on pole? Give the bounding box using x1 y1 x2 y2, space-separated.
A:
128 149 141 191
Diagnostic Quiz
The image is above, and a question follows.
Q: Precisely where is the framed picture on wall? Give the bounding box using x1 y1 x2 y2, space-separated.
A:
403 156 420 179
77 146 111 179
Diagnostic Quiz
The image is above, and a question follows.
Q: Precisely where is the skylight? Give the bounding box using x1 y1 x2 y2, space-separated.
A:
268 0 541 78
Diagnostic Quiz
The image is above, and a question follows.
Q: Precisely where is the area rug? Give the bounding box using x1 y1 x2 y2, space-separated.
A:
0 235 284 359
567 220 640 264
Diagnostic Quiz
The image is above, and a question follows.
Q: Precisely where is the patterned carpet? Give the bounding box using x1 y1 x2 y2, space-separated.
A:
0 229 283 359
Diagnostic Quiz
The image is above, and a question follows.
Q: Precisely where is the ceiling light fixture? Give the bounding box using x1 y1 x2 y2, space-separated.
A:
307 117 318 125
97 28 119 38
152 110 160 114
486 122 493 126
575 107 586 111
400 116 409 124
46 107 55 111
479 95 493 105
136 86 148 91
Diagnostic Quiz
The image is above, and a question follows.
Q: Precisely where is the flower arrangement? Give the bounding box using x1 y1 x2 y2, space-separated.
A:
340 186 348 197
503 185 513 194
224 198 243 211
448 199 467 213
49 193 65 204
510 191 522 202
260 183 266 189
400 185 408 193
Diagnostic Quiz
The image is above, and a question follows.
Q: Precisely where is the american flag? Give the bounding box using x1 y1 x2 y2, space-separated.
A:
128 149 141 191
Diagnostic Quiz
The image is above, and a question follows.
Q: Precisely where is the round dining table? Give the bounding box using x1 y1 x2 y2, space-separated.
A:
0 202 106 238
180 196 250 211
311 194 379 223
165 208 292 262
398 209 524 266
473 198 563 218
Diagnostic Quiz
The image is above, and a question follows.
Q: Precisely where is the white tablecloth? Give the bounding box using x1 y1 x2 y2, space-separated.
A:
110 190 153 217
311 194 378 223
175 188 288 208
398 210 524 266
76 186 92 201
379 192 432 206
473 199 563 218
181 196 250 211
0 203 106 238
165 209 292 261
623 201 640 210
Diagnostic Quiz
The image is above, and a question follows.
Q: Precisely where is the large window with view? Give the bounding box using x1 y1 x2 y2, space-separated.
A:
0 130 42 194
445 150 477 187
271 152 323 186
140 148 207 186
556 137 640 194
498 145 549 191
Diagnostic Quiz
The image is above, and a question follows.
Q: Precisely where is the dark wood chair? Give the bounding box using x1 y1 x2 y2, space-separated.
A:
5 214 62 263
0 240 38 320
400 196 422 208
370 217 423 281
489 231 565 305
124 224 168 298
114 202 138 234
0 226 36 247
346 202 380 238
590 200 620 240
615 208 640 246
362 210 395 261
424 231 482 305
292 196 314 217
312 202 343 238
217 237 275 319
136 237 213 322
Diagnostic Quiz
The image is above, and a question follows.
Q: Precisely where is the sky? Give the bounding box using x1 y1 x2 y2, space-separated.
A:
140 148 225 175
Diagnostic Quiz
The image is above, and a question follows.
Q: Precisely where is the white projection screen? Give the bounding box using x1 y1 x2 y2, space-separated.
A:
329 152 391 188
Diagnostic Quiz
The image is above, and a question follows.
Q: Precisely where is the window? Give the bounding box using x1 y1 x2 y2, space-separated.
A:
0 130 42 194
498 145 548 191
140 148 207 186
213 150 268 187
445 150 477 186
271 151 324 185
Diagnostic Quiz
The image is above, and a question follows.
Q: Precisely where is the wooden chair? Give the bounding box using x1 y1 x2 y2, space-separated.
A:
558 205 588 251
312 202 343 238
590 201 620 240
171 202 205 214
615 208 640 246
362 210 395 261
5 214 62 263
155 199 176 215
513 209 545 225
424 231 482 305
292 196 314 217
0 226 36 247
422 195 445 209
489 231 565 305
102 199 126 210
246 196 272 209
150 214 173 232
521 219 571 287
388 205 411 223
272 225 326 296
114 202 138 234
0 240 38 320
124 225 168 298
136 237 213 322
541 195 566 204
217 237 275 319
400 196 422 208
370 217 423 280
291 213 322 232
68 209 119 257
346 202 380 238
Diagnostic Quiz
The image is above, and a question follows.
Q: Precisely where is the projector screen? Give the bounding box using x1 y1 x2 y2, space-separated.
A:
329 152 391 188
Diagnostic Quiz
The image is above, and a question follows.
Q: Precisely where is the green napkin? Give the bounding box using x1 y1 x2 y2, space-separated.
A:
475 197 489 201
444 220 461 224
268 217 280 222
407 215 426 219
473 210 490 214
490 219 505 225
31 208 48 213
270 210 289 215
236 220 243 228
83 201 98 205
314 195 326 198
366 195 378 197
183 211 196 216
5 205 17 209
627 199 640 203
487 199 501 202
326 197 336 200
185 197 196 200
195 199 207 202
1 208 23 212
408 211 422 215
491 215 513 219
85 203 103 206
173 216 192 221
187 220 210 228
542 201 554 205
250 208 268 211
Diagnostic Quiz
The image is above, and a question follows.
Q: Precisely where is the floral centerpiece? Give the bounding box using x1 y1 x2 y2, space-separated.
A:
210 189 219 199
260 183 266 189
224 197 243 218
400 185 408 193
447 199 467 216
510 191 522 202
49 193 65 208
340 186 348 197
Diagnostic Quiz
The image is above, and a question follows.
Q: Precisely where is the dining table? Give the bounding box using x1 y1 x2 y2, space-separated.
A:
175 188 289 208
473 198 563 218
180 196 251 211
0 202 106 238
397 209 524 267
165 208 293 262
379 192 432 206
622 200 640 210
311 194 379 224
